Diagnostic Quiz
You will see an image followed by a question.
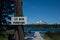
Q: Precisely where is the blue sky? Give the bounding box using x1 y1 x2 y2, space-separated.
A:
23 0 60 24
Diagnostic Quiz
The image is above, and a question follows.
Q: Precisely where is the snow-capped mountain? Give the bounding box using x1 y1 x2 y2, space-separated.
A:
36 20 47 24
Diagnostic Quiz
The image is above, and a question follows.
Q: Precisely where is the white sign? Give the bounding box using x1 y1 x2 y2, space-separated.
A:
11 17 27 25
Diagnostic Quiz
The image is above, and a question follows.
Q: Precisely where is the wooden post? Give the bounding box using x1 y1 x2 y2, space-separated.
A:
15 26 24 40
18 25 24 40
14 0 23 16
15 30 19 40
14 0 24 40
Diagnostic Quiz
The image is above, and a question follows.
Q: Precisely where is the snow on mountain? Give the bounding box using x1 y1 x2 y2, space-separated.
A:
35 20 47 24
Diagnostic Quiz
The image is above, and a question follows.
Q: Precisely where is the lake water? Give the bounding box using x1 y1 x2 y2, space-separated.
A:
24 27 60 32
24 27 60 37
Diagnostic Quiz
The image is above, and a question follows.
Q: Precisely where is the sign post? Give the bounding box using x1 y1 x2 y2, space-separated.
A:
11 17 27 40
14 0 25 40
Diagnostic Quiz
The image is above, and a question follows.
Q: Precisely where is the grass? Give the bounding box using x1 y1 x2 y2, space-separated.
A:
44 32 60 40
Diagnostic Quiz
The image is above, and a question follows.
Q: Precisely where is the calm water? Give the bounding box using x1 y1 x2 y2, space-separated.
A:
24 27 60 32
24 27 60 37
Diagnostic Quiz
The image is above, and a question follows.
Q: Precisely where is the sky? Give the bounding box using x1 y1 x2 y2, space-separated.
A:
23 0 60 24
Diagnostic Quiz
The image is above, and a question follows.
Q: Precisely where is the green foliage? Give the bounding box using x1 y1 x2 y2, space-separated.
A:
0 30 15 40
44 32 60 40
